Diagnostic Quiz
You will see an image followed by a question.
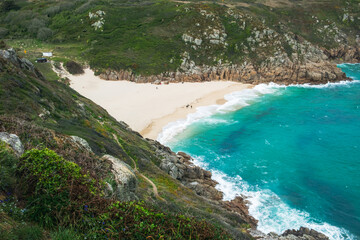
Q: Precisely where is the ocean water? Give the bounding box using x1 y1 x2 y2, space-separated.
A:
158 64 360 240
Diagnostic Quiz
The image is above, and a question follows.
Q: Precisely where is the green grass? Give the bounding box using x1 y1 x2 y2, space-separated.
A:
34 62 59 81
2 0 359 76
50 228 81 240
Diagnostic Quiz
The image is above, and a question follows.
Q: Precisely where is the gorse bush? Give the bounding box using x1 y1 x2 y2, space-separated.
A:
37 27 53 41
0 28 9 38
18 148 101 227
65 60 84 75
27 18 46 35
44 2 76 17
19 148 98 194
0 142 18 192
12 148 230 239
0 223 44 240
50 228 81 240
11 224 44 240
0 0 20 12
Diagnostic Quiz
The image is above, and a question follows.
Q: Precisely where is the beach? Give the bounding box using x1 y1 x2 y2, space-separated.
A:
67 69 253 140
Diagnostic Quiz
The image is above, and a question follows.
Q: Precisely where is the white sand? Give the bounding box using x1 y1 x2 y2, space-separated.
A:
68 69 252 140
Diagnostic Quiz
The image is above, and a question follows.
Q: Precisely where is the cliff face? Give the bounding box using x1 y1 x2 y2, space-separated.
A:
95 3 359 84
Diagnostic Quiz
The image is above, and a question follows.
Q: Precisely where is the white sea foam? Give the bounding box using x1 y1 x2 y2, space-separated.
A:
157 79 360 144
158 73 360 240
191 156 356 240
157 84 279 144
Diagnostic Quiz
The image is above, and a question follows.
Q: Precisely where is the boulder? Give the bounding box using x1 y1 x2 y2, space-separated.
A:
256 227 330 240
0 132 24 157
222 196 258 227
102 154 138 201
70 136 92 152
281 227 329 240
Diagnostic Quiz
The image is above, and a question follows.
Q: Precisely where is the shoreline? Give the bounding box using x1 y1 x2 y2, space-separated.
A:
140 83 253 140
61 66 355 240
66 68 252 140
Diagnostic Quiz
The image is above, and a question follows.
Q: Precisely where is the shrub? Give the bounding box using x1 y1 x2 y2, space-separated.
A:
27 18 46 35
12 224 44 240
0 28 9 38
44 5 61 17
0 41 8 49
75 0 96 14
18 148 100 227
37 27 53 41
0 0 20 12
65 61 84 75
14 148 230 239
44 2 75 16
50 228 81 240
0 141 18 192
0 222 44 240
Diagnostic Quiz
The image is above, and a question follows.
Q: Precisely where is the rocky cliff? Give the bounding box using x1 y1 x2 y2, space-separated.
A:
97 3 359 85
0 45 332 239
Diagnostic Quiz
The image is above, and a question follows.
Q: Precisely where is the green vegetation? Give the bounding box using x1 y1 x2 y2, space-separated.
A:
1 0 358 76
1 147 230 239
0 47 252 239
64 60 84 75
1 1 357 238
34 62 59 81
50 228 81 240
0 142 18 192
0 0 20 13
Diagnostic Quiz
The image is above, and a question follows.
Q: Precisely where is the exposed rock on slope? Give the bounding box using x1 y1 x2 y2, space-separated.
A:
252 227 329 240
97 4 359 85
0 132 24 157
101 154 138 201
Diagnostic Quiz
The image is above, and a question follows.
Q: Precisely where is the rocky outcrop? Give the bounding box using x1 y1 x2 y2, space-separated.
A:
99 60 349 85
281 227 329 239
252 227 329 240
149 139 256 227
323 46 360 63
222 196 258 228
148 138 333 239
71 136 93 152
0 48 43 79
97 42 359 85
101 154 138 201
0 132 24 157
148 139 223 201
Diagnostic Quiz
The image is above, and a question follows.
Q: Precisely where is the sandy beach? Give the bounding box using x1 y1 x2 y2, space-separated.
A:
67 69 252 140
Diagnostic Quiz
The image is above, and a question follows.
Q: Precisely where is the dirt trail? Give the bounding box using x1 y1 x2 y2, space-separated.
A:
112 133 165 202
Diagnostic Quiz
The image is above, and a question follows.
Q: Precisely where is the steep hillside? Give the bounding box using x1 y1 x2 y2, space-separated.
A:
0 44 334 240
1 0 359 84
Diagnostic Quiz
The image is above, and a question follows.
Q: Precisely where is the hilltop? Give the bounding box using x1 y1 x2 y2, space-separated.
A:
0 0 359 83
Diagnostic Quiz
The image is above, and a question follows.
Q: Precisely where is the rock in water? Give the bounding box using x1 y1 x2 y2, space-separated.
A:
0 132 24 156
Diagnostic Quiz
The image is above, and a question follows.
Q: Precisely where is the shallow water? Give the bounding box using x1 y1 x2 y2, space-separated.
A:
161 64 360 240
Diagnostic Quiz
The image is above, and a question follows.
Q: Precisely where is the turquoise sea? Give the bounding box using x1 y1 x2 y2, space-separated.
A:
159 64 360 240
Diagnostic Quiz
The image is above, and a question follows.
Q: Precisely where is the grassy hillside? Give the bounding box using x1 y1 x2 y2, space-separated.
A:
1 0 359 76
